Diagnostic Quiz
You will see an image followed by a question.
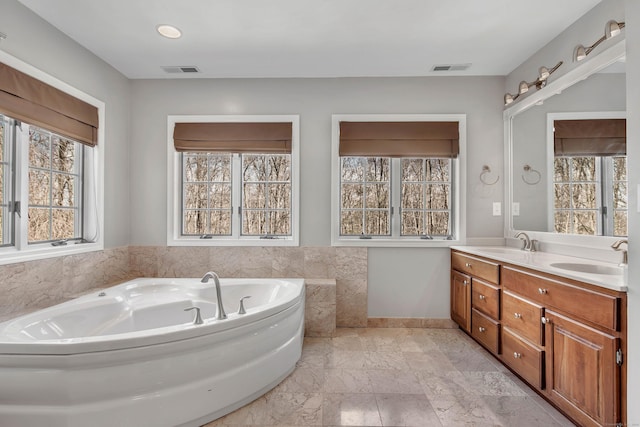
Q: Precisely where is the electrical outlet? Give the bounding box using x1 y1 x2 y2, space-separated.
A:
512 202 520 216
493 202 501 216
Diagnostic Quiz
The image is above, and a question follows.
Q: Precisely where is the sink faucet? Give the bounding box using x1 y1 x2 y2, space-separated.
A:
515 232 537 252
611 240 628 266
201 271 227 320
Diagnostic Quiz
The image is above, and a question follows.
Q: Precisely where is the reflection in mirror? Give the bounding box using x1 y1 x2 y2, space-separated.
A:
511 59 626 236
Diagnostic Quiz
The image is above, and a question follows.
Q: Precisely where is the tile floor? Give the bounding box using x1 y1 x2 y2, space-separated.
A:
204 327 575 426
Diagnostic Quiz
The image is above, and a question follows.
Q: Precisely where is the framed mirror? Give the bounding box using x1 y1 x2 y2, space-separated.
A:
505 38 626 241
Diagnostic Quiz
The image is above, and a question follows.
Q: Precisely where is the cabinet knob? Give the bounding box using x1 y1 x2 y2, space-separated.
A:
541 317 552 324
513 352 522 359
465 262 472 268
479 295 486 300
478 327 486 332
463 280 468 286
538 288 548 295
514 313 522 319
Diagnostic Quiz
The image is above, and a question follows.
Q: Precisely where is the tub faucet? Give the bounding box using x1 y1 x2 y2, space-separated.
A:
611 239 628 266
514 232 536 252
201 271 227 320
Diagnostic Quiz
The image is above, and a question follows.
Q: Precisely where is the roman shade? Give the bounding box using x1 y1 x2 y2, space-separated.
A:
0 62 99 146
339 121 459 158
173 122 292 153
554 119 626 157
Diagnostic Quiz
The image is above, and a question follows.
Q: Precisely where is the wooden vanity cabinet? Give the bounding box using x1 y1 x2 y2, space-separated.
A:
451 251 500 353
450 250 627 427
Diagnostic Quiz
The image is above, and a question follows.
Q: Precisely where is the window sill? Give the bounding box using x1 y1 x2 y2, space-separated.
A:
331 238 462 248
167 237 299 247
0 241 104 266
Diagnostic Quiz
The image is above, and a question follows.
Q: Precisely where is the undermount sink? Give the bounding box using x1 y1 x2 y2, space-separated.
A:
549 262 622 276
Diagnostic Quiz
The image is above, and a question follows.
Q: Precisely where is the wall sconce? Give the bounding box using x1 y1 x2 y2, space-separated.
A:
574 20 625 62
504 61 563 106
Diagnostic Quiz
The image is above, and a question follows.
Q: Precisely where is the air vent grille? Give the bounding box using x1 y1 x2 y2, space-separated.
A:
161 66 200 74
431 63 471 72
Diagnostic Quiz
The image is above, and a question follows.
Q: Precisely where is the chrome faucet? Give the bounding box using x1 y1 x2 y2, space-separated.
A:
515 232 537 252
611 239 628 266
201 271 227 320
184 306 204 325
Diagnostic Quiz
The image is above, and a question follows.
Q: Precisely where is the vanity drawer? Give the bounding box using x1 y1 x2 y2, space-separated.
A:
451 252 499 284
502 291 543 346
472 279 500 320
502 328 544 389
471 308 500 355
502 266 620 331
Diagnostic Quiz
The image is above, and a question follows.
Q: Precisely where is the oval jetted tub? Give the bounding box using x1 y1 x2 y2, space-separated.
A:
0 277 305 427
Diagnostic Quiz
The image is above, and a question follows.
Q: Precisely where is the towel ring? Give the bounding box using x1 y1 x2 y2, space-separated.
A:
522 164 541 185
480 165 499 185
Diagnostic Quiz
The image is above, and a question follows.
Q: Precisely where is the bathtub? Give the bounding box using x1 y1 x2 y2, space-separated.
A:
0 277 305 427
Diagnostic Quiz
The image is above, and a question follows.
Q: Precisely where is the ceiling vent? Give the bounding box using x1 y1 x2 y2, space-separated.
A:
431 64 471 72
161 66 200 74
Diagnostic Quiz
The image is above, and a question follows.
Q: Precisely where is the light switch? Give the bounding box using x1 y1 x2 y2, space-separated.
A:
512 202 520 216
493 202 501 216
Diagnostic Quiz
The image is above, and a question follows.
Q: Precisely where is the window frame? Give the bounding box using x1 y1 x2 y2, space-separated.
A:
0 51 105 265
167 115 300 247
331 114 466 247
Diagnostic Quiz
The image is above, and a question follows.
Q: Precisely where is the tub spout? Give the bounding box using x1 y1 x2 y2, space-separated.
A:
184 307 203 325
201 271 227 320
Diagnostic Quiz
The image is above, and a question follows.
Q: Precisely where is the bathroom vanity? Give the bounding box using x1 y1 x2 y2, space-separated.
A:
450 246 627 427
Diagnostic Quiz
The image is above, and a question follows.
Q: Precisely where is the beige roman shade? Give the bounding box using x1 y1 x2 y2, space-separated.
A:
554 119 626 157
173 122 293 153
339 121 459 158
0 62 99 146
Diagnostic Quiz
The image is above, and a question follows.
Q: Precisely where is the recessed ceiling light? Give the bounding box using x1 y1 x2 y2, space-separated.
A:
156 24 182 39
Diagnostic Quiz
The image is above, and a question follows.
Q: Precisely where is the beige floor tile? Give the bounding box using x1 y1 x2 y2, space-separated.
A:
200 328 574 427
324 368 373 393
375 393 442 427
322 393 382 426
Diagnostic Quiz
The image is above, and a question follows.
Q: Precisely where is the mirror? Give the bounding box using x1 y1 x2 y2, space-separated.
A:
507 45 626 237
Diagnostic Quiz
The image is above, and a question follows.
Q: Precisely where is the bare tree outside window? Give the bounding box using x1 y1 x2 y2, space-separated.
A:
553 155 627 236
181 153 292 237
401 158 451 236
242 154 291 236
182 153 232 235
340 157 390 236
28 127 82 242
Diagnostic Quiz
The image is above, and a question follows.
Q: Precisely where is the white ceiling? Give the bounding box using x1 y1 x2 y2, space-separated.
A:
18 0 602 79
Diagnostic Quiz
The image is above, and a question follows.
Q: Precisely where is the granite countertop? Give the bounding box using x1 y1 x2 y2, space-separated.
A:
451 245 627 292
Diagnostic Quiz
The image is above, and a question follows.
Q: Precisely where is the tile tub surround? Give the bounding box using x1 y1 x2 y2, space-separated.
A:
305 279 337 337
0 246 131 322
129 246 368 327
203 328 574 427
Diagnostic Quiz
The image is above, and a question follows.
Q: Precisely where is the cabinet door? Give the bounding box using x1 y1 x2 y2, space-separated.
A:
451 270 471 333
544 310 620 427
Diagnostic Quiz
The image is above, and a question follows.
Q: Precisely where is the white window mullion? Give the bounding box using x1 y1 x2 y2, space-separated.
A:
232 153 242 238
391 158 401 237
15 122 29 250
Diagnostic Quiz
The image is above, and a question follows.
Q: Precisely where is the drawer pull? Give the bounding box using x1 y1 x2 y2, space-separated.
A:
514 313 522 319
478 295 486 300
478 327 486 332
541 317 552 324
513 352 522 359
538 288 548 295
465 262 472 268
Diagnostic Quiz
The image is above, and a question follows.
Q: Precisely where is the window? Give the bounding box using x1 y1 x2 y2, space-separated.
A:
0 57 103 264
168 116 299 246
332 115 465 247
551 115 627 237
553 156 627 236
